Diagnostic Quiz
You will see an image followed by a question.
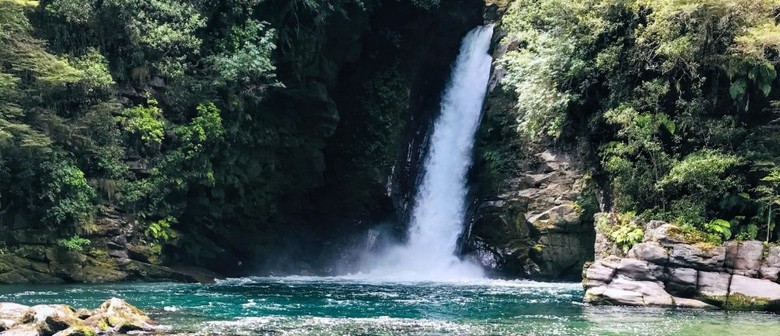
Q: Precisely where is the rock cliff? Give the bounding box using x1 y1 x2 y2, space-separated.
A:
464 4 597 280
583 219 780 311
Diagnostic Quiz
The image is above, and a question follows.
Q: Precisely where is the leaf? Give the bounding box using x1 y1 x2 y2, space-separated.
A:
729 79 747 101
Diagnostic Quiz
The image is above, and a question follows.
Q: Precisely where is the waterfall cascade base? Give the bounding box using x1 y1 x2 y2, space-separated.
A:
0 279 777 335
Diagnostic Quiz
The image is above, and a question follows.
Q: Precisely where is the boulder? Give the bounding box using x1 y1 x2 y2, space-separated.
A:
644 223 689 246
672 297 716 309
668 244 725 271
666 267 698 296
696 271 731 304
0 303 31 331
29 304 84 335
596 278 674 307
760 246 780 282
52 326 96 336
724 241 763 277
583 256 620 288
726 275 780 310
84 298 156 333
615 258 665 282
626 242 668 264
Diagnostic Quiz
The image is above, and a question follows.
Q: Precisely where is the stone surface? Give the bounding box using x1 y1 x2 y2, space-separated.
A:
615 258 665 282
668 244 725 271
728 275 780 307
760 246 780 282
467 147 595 280
597 278 674 307
644 224 689 246
0 303 31 330
666 267 698 297
626 242 668 264
84 298 156 333
696 271 731 301
724 241 763 277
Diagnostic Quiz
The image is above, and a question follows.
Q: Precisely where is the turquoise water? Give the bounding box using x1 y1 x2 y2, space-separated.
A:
0 277 778 335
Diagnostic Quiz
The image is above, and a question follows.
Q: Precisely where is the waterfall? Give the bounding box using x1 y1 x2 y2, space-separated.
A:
367 25 494 281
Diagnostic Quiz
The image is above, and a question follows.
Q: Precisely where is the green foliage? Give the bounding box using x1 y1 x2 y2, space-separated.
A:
210 19 277 88
57 235 91 251
45 0 95 24
500 0 780 242
597 212 644 253
116 99 165 149
705 219 732 242
145 216 178 242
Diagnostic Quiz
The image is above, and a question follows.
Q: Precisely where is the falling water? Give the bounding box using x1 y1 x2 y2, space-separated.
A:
367 25 494 281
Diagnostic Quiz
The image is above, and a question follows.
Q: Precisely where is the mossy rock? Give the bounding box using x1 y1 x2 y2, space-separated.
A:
723 293 772 311
55 325 97 336
12 246 48 262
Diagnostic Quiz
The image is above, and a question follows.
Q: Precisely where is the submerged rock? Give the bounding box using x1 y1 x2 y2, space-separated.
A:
0 298 156 335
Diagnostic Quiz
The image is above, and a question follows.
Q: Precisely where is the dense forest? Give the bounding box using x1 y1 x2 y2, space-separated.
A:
2 0 780 280
480 0 780 252
0 0 482 275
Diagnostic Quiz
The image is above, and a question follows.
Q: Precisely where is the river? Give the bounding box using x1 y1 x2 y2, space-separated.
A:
1 277 777 335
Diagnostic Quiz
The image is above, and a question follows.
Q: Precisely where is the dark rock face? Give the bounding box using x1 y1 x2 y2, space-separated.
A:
583 220 780 311
465 149 596 280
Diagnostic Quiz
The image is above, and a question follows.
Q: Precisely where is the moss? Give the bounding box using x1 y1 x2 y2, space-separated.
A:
666 226 708 245
62 326 97 336
724 293 771 311
96 318 110 331
693 242 718 253
695 295 728 308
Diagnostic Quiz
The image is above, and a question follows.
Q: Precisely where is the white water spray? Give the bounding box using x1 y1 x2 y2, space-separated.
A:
367 25 494 281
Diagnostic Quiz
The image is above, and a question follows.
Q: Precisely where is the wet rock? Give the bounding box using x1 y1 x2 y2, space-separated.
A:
673 297 715 309
30 304 84 335
583 256 619 288
696 271 731 305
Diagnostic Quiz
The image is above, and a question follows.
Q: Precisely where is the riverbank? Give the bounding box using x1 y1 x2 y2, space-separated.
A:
583 218 780 311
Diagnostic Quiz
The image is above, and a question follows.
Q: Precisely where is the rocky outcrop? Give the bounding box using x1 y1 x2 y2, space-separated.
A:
466 149 596 280
464 3 596 280
0 298 155 335
0 209 219 285
583 220 780 311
